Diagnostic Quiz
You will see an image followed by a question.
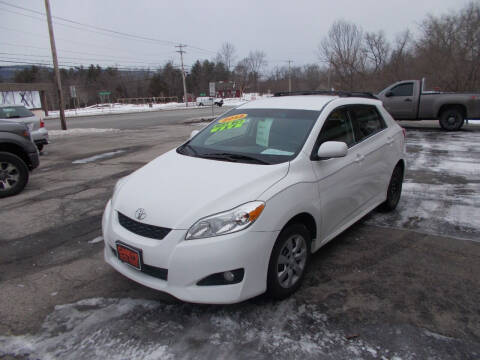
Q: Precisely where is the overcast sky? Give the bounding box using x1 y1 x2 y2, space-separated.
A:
0 0 473 72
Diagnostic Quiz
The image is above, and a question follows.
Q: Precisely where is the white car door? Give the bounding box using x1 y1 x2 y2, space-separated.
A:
311 108 367 243
348 105 392 206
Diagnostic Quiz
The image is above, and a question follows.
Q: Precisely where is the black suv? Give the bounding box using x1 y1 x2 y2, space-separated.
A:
0 121 39 198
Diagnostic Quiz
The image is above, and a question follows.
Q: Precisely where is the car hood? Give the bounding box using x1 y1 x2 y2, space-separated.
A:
113 149 289 229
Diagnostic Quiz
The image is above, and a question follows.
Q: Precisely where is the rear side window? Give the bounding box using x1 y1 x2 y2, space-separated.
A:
349 106 386 141
317 109 355 147
390 83 413 97
0 106 34 119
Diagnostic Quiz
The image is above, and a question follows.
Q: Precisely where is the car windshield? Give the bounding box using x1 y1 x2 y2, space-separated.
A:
0 106 34 119
177 108 320 165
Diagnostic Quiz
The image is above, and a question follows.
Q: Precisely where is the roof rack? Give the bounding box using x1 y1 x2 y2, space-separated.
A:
273 90 378 99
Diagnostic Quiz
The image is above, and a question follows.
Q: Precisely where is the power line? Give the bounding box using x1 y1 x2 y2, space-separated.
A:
0 25 177 60
0 0 215 54
0 52 167 67
175 44 188 107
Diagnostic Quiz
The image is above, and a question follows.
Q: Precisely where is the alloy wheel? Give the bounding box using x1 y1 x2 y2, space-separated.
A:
276 234 307 289
0 161 20 191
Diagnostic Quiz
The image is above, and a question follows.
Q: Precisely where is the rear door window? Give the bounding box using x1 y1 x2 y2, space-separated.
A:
349 106 386 142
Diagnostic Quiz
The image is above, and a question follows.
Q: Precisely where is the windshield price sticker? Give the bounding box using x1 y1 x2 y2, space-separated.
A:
211 119 245 132
218 113 247 123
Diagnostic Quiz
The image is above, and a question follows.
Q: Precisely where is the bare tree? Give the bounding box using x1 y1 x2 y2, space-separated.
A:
415 2 480 91
233 58 250 93
364 30 390 73
320 20 366 90
245 50 267 91
216 42 237 71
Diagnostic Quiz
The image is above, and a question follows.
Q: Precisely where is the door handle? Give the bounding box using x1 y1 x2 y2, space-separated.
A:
355 153 365 163
386 136 394 145
404 98 412 102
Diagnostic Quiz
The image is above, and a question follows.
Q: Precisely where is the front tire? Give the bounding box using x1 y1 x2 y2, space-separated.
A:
267 223 311 300
439 108 464 131
0 152 29 198
379 164 404 212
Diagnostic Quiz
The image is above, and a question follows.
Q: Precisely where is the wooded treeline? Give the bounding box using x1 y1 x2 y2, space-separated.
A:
6 1 479 107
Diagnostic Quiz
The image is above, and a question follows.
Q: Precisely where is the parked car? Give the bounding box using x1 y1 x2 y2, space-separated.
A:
0 121 39 198
0 104 49 151
102 91 405 304
377 79 480 131
196 97 223 107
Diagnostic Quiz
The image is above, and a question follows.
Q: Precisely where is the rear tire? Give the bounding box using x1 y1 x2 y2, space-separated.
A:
0 152 29 198
379 164 403 212
439 108 464 131
37 144 44 152
267 223 311 300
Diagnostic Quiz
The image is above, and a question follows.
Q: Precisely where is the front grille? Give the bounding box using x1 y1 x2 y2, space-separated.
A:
118 212 171 240
110 246 168 280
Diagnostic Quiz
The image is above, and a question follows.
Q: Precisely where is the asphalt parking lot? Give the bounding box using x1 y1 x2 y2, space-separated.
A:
0 117 479 359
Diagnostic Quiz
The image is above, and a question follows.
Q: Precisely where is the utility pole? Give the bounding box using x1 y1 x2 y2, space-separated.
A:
286 60 293 92
44 0 66 130
175 44 188 107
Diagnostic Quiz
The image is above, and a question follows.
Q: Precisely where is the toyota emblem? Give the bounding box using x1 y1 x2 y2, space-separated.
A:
135 208 147 221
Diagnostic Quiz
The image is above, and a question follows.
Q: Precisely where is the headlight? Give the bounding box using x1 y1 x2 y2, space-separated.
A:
186 201 265 240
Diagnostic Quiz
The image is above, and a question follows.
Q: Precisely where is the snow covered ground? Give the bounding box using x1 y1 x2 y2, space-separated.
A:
48 128 121 138
365 129 480 241
45 94 269 119
0 297 467 360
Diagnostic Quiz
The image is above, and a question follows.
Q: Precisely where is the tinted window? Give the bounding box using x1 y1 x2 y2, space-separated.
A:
0 106 34 119
178 108 320 164
317 109 355 147
390 83 413 97
349 106 386 141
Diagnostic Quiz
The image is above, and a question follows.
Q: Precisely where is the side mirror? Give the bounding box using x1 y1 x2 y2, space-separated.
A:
190 130 199 139
385 91 393 97
317 141 348 159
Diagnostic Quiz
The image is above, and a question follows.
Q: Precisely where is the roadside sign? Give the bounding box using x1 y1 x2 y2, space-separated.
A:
70 86 77 98
98 91 111 96
199 92 206 96
209 82 215 97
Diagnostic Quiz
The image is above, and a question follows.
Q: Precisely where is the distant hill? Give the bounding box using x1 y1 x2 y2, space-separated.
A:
0 65 50 82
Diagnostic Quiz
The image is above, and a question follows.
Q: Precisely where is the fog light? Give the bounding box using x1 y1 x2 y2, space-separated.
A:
223 271 235 282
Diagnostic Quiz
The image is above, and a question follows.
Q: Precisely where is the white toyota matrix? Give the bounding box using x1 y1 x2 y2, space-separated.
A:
103 92 405 304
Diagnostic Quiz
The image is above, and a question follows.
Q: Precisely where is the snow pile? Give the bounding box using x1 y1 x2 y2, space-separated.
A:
73 150 126 164
88 236 104 244
48 128 120 138
46 102 197 119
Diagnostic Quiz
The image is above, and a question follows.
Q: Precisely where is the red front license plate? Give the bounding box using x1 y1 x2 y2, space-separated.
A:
116 243 142 270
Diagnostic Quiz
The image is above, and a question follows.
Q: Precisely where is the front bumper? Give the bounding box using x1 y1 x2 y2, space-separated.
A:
27 151 40 170
102 200 279 304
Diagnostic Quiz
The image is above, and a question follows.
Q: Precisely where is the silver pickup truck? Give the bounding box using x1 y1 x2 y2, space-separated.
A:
377 80 480 131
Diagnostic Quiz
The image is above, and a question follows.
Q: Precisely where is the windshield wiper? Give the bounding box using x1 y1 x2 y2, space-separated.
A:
180 143 198 155
199 153 269 164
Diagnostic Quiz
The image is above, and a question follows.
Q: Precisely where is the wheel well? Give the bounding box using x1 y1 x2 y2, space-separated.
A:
0 143 30 166
437 104 466 119
283 213 317 240
396 159 405 176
